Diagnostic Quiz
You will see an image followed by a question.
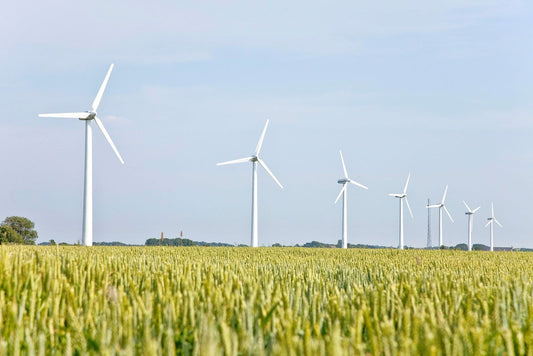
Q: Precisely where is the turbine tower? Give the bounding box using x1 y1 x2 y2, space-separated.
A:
427 198 432 248
485 202 502 252
217 120 283 247
334 150 368 249
427 185 454 248
389 174 413 250
463 201 480 251
39 64 124 246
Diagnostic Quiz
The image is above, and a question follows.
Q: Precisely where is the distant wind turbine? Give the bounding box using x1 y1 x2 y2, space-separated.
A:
217 120 283 247
485 202 502 252
463 201 480 251
427 185 454 247
389 174 413 250
334 150 368 249
39 64 124 246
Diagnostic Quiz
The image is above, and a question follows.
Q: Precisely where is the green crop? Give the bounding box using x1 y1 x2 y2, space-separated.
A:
0 246 532 355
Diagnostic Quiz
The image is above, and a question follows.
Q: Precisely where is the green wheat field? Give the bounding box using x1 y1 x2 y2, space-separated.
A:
1 246 532 355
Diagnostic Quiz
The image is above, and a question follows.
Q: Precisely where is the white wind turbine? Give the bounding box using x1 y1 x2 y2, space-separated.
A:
485 202 502 252
427 185 454 247
39 64 124 247
389 174 413 250
463 201 480 251
334 150 368 249
217 120 283 247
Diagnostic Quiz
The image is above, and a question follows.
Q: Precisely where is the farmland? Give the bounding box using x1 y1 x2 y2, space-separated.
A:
0 246 532 355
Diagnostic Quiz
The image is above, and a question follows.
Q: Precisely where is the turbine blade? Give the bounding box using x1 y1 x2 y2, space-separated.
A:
472 206 481 213
339 150 348 178
485 220 492 228
463 200 472 212
38 112 91 119
427 204 440 208
258 158 283 189
254 120 269 155
94 117 124 164
334 185 346 204
405 197 414 218
443 205 454 223
403 173 411 194
441 185 448 204
216 157 253 166
349 179 368 190
495 219 503 228
491 202 494 218
92 63 114 112
389 193 401 197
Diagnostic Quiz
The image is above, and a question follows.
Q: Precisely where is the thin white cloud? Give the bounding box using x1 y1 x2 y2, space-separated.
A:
102 115 131 125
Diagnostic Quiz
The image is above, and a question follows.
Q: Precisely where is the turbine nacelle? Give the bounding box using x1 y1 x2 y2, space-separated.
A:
427 203 444 208
79 111 96 120
389 193 406 199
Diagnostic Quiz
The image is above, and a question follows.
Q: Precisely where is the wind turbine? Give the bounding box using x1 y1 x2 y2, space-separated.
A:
334 150 368 249
427 185 454 248
216 120 283 247
463 201 480 251
39 64 124 247
485 202 502 251
389 174 413 250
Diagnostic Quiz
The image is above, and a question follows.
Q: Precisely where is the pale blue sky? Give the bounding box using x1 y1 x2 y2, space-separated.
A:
1 1 532 247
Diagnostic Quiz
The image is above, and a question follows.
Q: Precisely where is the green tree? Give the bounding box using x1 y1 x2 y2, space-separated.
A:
1 216 38 245
0 225 24 244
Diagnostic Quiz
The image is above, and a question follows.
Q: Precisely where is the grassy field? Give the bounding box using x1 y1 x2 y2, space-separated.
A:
0 246 532 355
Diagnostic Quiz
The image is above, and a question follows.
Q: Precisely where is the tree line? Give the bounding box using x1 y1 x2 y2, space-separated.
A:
145 237 233 247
